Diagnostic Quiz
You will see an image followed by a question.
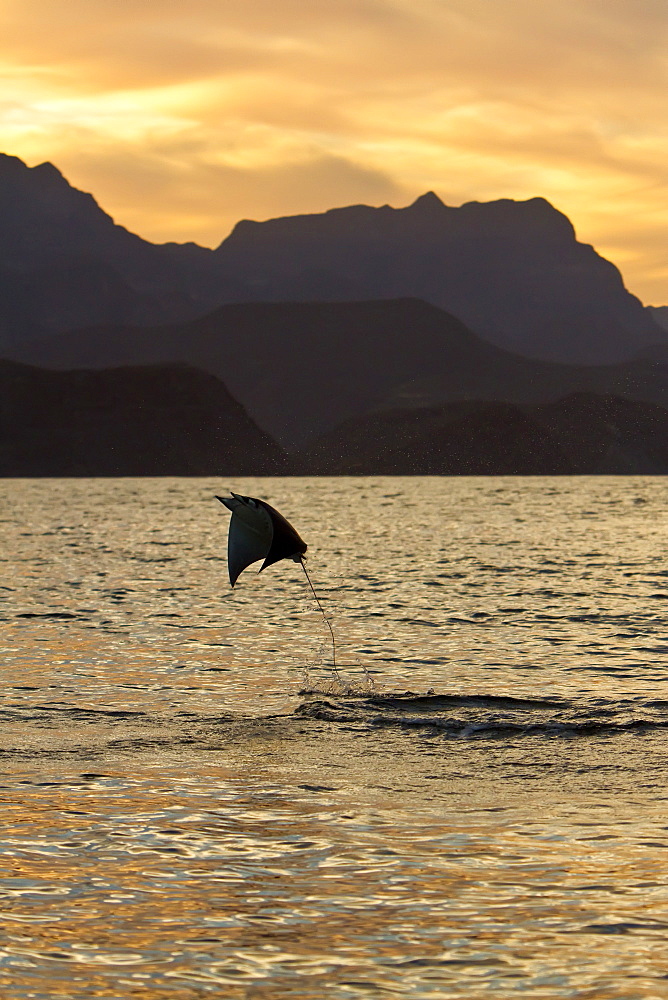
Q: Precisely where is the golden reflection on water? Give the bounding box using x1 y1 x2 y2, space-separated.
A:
4 475 668 708
2 735 668 999
2 477 668 997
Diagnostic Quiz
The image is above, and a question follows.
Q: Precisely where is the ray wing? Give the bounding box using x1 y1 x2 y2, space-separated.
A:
216 494 274 586
257 500 308 572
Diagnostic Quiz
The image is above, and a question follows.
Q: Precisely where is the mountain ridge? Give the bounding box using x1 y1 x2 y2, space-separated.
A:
0 357 289 475
4 352 668 476
211 189 658 363
11 297 668 450
1 151 665 365
300 392 668 475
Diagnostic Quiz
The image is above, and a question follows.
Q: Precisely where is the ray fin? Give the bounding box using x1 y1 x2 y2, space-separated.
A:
258 500 308 572
216 494 273 586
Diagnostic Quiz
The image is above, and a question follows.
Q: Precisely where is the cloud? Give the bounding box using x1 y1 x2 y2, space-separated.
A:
0 0 665 300
39 131 407 246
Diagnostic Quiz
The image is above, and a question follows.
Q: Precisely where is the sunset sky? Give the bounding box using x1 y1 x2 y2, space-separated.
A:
0 0 666 303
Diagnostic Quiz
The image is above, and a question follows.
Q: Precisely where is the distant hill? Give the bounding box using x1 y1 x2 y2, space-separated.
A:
0 360 289 475
0 152 665 365
300 393 668 475
12 298 668 450
3 357 666 476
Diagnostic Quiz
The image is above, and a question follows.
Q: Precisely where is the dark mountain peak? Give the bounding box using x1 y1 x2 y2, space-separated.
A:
31 160 69 187
0 153 73 196
408 190 447 212
0 150 112 229
222 191 577 254
456 195 576 243
209 188 662 363
223 193 448 248
0 152 226 343
0 152 29 177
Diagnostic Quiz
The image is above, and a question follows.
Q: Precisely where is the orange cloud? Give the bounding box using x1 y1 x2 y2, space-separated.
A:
0 0 665 301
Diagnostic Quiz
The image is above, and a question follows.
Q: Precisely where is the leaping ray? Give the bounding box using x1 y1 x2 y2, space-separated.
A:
216 492 307 586
216 492 338 674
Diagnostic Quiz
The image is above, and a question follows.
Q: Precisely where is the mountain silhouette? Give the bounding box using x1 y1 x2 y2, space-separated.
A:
300 392 668 475
5 352 666 475
1 152 665 365
212 192 665 363
0 153 217 349
0 359 289 475
12 298 668 450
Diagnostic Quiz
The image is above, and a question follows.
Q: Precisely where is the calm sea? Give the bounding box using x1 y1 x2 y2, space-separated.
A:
2 476 668 998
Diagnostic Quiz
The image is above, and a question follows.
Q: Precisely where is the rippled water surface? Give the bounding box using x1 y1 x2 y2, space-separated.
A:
2 476 668 998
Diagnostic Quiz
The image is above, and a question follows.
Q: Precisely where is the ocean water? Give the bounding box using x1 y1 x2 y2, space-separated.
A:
2 475 668 998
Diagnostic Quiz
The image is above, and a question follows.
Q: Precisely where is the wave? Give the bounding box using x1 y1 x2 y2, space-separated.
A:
293 690 668 739
3 690 668 760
